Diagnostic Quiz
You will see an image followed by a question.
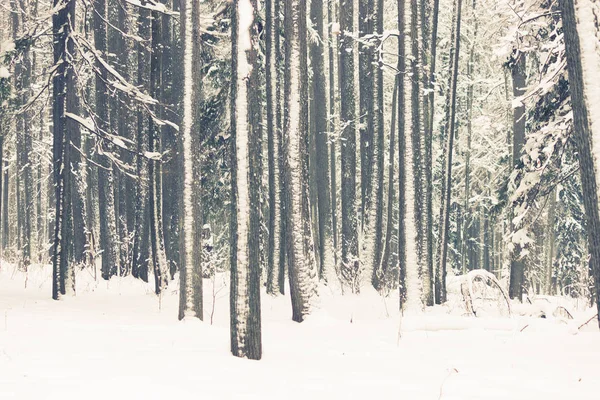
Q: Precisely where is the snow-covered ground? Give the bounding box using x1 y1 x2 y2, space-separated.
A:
0 263 598 399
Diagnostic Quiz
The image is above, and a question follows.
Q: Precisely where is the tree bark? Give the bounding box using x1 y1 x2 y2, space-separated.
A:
230 0 262 359
179 0 203 320
339 0 359 291
559 0 600 326
283 0 319 321
436 0 463 304
509 53 526 301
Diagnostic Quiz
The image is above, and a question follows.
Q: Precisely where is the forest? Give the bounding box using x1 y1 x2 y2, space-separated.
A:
1 0 600 397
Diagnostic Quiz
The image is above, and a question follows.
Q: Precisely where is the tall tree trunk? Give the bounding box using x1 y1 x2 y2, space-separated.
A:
276 0 286 295
376 74 398 288
310 0 333 281
52 0 77 299
161 0 181 280
283 0 318 321
397 0 407 305
410 0 427 305
179 0 203 320
94 0 118 280
149 8 169 294
435 0 463 304
339 0 359 291
230 0 262 359
427 0 440 297
132 7 151 282
266 0 282 293
508 52 526 301
372 0 386 289
359 0 375 234
328 0 339 282
559 0 600 325
20 0 33 272
546 186 556 294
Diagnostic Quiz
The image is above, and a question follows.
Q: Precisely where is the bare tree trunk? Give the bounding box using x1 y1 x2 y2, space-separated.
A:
52 0 77 299
359 0 375 233
230 0 262 359
283 0 318 321
179 0 203 320
310 0 333 281
132 7 151 282
372 0 386 290
559 0 600 326
339 0 359 291
508 52 526 301
397 0 407 305
436 0 463 304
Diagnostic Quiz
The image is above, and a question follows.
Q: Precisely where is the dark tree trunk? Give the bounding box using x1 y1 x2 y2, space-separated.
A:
359 0 375 232
266 0 282 293
149 8 170 294
276 0 286 295
94 0 119 280
230 0 263 359
410 0 426 300
559 0 600 325
397 0 407 305
179 0 203 320
282 0 318 321
52 0 77 298
132 7 151 282
328 0 338 274
372 0 386 289
339 0 359 291
436 0 463 304
310 0 332 281
509 53 526 301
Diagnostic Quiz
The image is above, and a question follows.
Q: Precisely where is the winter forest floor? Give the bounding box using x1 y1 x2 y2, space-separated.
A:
0 263 599 399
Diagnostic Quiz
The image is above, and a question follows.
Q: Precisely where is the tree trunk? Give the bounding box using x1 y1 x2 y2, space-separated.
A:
372 0 386 290
508 52 526 301
328 0 339 282
410 0 427 306
339 0 359 291
397 0 407 305
132 7 151 282
310 0 333 281
179 0 203 320
149 8 169 294
230 0 262 359
559 0 600 326
52 0 77 299
276 0 286 295
93 0 118 280
436 0 463 304
546 186 556 294
359 0 375 234
283 0 318 321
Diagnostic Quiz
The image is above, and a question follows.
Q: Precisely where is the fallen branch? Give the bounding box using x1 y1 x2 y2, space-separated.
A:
578 313 598 330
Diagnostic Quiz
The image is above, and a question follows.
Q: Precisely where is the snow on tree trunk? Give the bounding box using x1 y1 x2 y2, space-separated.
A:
284 0 319 322
339 0 360 292
52 0 77 299
230 0 262 359
560 0 600 326
435 0 462 305
178 0 203 321
509 53 526 301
